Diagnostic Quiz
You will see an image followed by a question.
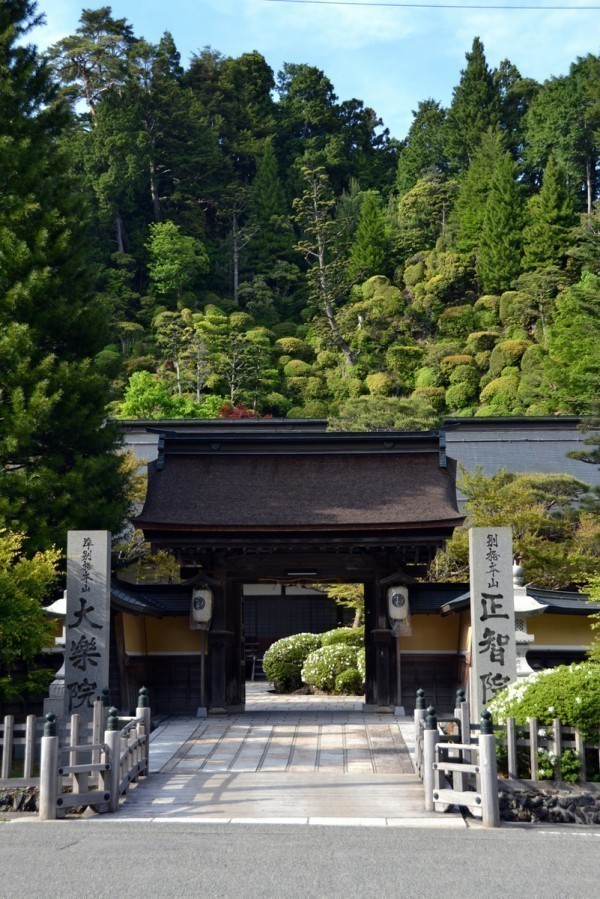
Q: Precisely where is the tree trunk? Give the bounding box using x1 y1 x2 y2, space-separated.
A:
149 158 161 221
115 215 125 254
316 233 356 366
232 215 240 305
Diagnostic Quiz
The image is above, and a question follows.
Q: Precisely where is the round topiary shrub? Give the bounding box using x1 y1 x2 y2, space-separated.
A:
263 633 322 693
335 668 364 695
301 644 359 694
365 372 394 396
321 626 365 648
488 662 600 738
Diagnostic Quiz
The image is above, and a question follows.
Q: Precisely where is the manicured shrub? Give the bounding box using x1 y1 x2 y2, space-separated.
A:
335 668 364 695
263 633 322 693
488 662 600 738
411 387 446 411
275 337 311 359
301 644 359 693
365 372 393 396
321 626 365 648
284 359 312 377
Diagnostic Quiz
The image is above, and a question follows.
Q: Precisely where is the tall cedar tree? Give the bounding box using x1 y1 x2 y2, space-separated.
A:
396 99 448 195
478 151 524 292
0 1 130 552
522 156 576 270
445 37 501 174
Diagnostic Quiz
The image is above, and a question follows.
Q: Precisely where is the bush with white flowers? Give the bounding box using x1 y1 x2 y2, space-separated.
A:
301 644 359 694
262 633 322 693
488 662 600 737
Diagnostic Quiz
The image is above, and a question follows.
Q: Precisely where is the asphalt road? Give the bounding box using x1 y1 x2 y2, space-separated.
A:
1 820 599 898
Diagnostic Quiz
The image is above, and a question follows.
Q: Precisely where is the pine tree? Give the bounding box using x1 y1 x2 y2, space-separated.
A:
0 1 129 552
478 152 524 292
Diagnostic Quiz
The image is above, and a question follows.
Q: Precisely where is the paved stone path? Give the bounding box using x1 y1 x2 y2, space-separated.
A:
111 685 466 827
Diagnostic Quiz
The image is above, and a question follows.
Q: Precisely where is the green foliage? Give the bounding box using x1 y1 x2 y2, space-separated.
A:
301 644 359 693
430 468 598 587
0 531 61 701
487 663 600 738
334 668 363 695
262 633 323 693
321 626 365 648
365 372 393 396
329 394 440 432
0 0 130 551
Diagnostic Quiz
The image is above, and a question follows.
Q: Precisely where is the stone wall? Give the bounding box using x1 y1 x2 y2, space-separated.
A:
499 781 600 825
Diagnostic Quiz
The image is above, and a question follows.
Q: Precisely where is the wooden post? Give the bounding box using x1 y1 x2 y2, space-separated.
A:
574 728 586 783
423 706 438 812
105 708 121 813
529 717 539 781
553 717 562 781
1 715 14 779
479 710 500 828
507 717 518 780
39 714 59 821
24 715 36 779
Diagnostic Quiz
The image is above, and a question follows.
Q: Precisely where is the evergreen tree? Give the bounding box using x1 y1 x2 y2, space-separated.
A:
247 140 294 274
46 5 136 118
0 1 129 551
524 60 600 215
348 191 390 282
478 152 524 292
396 99 448 195
445 38 501 174
450 128 505 254
545 272 600 413
293 166 356 365
523 156 577 271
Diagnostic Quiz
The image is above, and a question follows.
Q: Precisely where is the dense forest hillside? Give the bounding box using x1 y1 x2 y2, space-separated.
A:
46 8 600 424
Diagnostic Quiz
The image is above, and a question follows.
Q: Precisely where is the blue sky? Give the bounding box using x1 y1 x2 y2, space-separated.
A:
36 0 600 139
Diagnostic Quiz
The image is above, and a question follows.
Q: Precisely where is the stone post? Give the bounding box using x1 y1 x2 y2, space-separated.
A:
105 707 121 813
136 686 151 773
423 705 438 812
39 713 59 822
479 710 500 828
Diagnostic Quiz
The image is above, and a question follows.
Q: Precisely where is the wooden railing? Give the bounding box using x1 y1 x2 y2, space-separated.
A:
495 717 599 782
414 690 499 827
38 688 151 820
1 714 40 780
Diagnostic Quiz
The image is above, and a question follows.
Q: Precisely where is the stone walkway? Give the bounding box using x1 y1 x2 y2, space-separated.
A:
109 686 467 827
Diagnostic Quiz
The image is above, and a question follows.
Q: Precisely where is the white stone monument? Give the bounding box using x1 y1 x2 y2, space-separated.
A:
469 527 517 721
64 531 111 723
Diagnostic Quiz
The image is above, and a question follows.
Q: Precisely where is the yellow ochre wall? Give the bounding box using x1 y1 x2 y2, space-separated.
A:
527 614 594 648
399 614 460 652
122 613 201 654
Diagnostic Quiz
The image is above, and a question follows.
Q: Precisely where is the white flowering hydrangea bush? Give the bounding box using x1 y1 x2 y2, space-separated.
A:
301 644 359 693
488 662 600 737
262 633 322 693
